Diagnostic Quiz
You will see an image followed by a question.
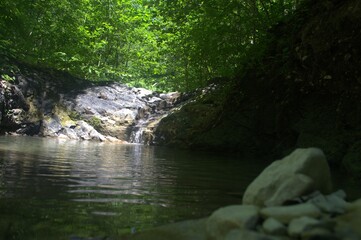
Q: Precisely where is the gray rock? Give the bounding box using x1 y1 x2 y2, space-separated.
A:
335 198 361 239
262 218 287 236
59 127 79 140
288 216 321 237
260 203 321 224
333 189 347 200
309 191 350 215
225 229 280 240
89 129 106 141
243 148 332 207
41 116 62 137
300 228 337 240
206 205 260 240
264 174 314 207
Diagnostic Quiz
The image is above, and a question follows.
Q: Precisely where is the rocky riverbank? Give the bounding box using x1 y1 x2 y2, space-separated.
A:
0 60 189 144
122 148 361 240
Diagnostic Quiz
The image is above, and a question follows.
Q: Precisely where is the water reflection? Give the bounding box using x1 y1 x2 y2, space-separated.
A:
0 135 267 239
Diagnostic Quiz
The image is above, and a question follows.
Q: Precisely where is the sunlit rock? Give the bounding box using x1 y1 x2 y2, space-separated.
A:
242 148 332 207
40 115 62 137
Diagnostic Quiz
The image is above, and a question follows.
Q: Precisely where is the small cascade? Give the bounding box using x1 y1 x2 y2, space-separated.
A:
129 124 146 144
129 91 184 144
129 116 163 144
130 127 144 143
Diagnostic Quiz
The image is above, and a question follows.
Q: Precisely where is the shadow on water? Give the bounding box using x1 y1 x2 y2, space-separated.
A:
0 136 268 239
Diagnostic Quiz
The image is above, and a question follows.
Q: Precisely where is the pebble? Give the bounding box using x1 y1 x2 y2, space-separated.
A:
262 218 287 236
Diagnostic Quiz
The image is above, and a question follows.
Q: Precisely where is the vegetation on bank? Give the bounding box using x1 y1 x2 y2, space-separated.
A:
1 0 300 91
154 0 361 179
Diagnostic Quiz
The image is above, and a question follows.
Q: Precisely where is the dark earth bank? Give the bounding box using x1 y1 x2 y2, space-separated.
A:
153 0 361 179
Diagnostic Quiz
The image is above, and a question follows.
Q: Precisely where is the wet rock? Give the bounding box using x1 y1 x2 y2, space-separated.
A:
260 203 321 224
243 148 332 207
206 205 260 239
262 218 287 236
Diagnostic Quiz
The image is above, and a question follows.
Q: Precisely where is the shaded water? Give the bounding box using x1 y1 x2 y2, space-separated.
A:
0 136 268 239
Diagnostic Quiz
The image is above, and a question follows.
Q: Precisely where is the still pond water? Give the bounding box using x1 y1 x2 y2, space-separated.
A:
0 136 359 239
0 136 269 239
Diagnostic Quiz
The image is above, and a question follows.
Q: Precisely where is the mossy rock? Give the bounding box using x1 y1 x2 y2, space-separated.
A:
53 105 76 126
154 102 222 148
86 116 102 131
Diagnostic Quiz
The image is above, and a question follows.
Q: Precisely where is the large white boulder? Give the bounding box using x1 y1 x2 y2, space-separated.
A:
242 148 332 206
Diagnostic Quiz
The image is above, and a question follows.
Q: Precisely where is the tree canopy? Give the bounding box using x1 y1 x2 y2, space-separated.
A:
0 0 300 91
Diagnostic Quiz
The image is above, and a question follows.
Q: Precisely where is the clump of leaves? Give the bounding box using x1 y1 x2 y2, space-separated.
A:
69 111 82 121
1 74 15 82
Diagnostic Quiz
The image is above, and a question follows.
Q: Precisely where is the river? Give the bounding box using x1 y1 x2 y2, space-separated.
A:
0 136 269 239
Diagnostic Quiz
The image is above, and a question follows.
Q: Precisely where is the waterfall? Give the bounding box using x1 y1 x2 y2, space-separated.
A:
128 91 183 144
129 125 145 144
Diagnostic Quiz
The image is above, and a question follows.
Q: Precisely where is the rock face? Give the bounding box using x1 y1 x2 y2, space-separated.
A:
242 148 332 207
62 84 177 142
0 64 183 142
0 80 29 133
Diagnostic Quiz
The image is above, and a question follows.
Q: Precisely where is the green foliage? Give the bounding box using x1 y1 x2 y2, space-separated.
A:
87 116 102 130
0 0 301 91
1 74 15 82
69 111 82 121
